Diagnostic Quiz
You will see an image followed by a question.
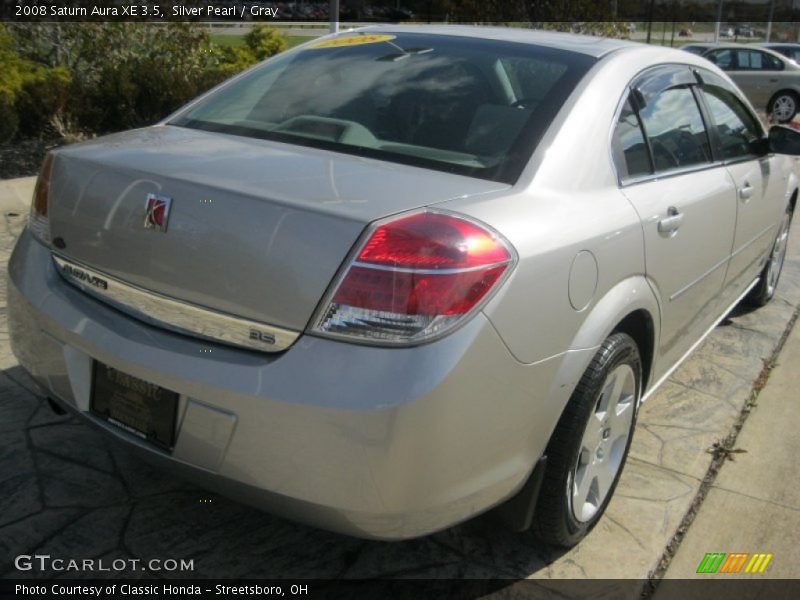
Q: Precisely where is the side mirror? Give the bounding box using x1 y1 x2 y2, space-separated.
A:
769 125 800 155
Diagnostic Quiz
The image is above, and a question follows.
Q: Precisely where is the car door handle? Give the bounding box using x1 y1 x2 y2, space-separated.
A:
739 183 754 200
769 78 779 83
657 207 684 233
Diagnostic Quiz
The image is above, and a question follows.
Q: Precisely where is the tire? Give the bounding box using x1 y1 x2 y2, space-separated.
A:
533 332 642 548
747 204 793 307
769 91 798 124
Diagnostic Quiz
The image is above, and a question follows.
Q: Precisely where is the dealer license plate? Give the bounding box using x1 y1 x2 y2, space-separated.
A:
91 362 178 451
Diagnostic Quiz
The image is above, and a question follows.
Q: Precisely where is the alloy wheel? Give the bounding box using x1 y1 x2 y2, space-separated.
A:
570 363 636 523
772 95 797 122
767 210 792 296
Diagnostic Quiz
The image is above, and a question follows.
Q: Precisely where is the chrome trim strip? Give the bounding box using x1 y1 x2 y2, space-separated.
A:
731 223 776 259
52 255 300 353
620 160 727 188
351 260 512 275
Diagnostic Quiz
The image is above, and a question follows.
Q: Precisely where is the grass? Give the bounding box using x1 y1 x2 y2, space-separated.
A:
286 35 315 48
209 34 243 48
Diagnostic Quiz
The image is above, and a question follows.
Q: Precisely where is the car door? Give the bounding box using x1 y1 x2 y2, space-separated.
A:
613 66 737 375
695 68 786 296
705 48 749 93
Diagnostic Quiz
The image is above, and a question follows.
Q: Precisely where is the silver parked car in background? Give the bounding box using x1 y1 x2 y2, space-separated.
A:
8 26 800 547
682 42 800 122
759 42 800 65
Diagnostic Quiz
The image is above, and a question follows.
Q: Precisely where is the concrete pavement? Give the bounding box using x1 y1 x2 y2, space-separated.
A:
0 178 36 214
1 175 799 588
656 317 800 583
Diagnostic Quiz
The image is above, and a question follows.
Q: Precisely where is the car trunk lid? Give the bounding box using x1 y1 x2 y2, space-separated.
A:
47 126 508 343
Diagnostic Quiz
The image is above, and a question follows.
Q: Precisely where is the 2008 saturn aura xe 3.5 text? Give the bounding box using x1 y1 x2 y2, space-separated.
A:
8 26 800 546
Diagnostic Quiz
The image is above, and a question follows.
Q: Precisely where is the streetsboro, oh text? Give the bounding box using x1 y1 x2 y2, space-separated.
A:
16 584 309 595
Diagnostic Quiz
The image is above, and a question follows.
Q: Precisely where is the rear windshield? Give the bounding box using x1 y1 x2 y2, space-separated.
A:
171 32 595 184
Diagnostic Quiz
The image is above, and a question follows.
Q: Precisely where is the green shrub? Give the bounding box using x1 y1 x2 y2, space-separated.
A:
2 23 289 140
200 25 287 89
200 45 258 90
70 23 220 131
0 24 23 142
0 94 18 143
244 24 288 61
16 66 72 137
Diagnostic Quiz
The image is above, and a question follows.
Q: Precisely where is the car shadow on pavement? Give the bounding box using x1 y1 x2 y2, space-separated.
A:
0 363 566 581
719 301 761 325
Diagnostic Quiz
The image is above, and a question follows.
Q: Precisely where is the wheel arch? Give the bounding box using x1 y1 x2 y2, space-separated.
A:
493 277 661 533
610 309 656 393
563 275 661 397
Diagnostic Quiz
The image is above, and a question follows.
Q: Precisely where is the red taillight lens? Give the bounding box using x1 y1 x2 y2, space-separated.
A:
358 212 513 269
33 153 53 217
29 153 53 244
313 211 515 344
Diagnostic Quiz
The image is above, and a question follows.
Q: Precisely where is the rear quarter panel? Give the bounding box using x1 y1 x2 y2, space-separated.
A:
437 47 748 431
441 48 679 368
444 47 795 425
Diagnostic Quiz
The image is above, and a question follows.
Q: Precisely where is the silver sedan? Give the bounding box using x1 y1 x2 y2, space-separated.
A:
7 26 800 546
682 42 800 122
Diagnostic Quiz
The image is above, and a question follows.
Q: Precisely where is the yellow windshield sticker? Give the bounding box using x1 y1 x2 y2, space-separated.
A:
309 34 396 49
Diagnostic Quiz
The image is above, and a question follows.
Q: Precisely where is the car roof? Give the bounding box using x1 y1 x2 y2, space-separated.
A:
681 42 793 59
354 24 638 58
681 42 756 50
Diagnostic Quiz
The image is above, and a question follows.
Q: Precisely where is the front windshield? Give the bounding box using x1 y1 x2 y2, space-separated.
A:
171 32 595 184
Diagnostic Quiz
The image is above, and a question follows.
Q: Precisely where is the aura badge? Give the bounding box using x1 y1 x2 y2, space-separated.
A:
144 193 172 232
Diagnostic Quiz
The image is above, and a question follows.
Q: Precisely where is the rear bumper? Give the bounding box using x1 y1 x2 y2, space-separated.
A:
7 229 578 539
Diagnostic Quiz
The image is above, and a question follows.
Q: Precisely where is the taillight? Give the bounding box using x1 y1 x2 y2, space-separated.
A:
29 153 53 245
312 210 516 345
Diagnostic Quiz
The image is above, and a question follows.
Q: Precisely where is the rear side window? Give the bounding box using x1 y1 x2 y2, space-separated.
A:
701 84 762 160
736 50 783 71
637 87 711 172
613 98 651 180
708 49 734 70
